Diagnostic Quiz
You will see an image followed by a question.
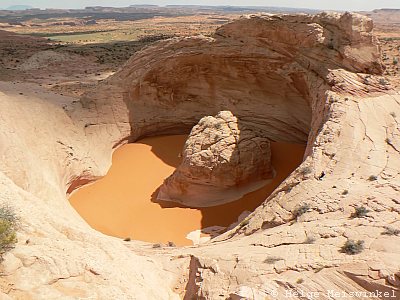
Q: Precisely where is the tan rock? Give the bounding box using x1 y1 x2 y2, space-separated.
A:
158 111 273 207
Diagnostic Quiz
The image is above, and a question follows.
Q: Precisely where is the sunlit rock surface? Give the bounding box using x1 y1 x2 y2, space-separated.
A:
0 12 399 299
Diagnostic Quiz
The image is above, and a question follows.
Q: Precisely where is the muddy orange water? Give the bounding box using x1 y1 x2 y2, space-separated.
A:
69 135 305 246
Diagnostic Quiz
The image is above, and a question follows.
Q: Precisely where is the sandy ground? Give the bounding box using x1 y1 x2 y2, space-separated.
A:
69 135 305 246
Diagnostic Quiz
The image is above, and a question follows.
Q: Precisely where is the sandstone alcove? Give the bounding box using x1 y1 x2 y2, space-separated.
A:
69 38 314 245
67 16 326 246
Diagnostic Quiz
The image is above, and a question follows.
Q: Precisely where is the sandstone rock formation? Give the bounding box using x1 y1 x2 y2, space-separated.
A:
158 111 273 207
0 12 399 300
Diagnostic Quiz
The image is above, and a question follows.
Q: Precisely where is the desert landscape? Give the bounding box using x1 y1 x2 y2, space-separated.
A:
0 3 399 300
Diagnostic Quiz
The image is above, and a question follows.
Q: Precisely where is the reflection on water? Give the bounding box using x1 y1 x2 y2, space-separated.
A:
69 135 305 246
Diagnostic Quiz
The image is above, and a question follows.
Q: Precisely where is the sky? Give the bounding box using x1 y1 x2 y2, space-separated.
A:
2 0 400 11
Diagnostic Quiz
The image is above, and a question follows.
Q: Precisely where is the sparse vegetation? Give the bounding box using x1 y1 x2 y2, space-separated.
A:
341 239 365 255
293 203 311 219
299 166 312 176
393 57 398 65
342 190 349 195
303 236 316 244
296 278 304 284
167 241 176 247
239 219 249 228
152 243 162 248
382 226 400 236
264 256 283 264
351 206 370 218
314 267 325 273
137 34 176 44
368 175 378 181
390 112 397 118
327 40 334 50
0 205 18 260
379 78 389 85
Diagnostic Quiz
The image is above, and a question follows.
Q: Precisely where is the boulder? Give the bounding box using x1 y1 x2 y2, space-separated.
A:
158 111 273 207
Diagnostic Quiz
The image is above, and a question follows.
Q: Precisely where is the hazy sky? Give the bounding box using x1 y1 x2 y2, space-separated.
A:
2 0 400 11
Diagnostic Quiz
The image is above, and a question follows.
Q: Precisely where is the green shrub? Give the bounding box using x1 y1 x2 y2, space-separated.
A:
341 239 364 255
0 205 18 259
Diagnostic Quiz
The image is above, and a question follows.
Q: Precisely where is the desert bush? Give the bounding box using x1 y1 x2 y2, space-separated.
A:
0 205 18 259
303 236 316 244
351 206 370 218
382 226 400 236
264 256 283 264
294 203 311 219
342 190 349 195
239 219 249 228
368 175 378 181
296 278 304 284
393 57 398 65
299 166 312 176
379 78 389 85
341 239 364 255
167 241 176 247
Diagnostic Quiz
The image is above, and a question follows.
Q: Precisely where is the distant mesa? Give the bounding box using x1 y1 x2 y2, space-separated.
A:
373 8 400 12
129 4 160 8
6 5 34 10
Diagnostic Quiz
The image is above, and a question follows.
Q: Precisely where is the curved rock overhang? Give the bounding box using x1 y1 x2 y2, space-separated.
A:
85 12 383 150
74 12 388 197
